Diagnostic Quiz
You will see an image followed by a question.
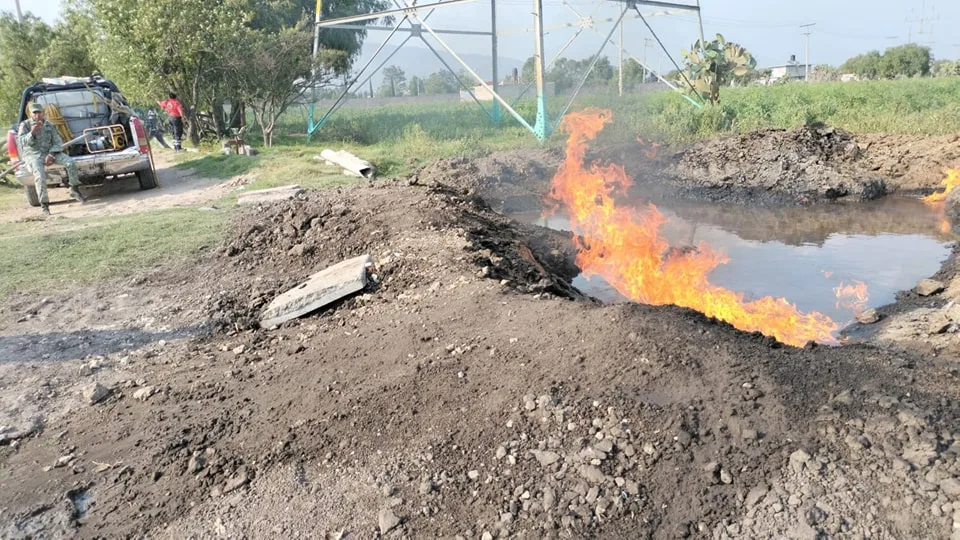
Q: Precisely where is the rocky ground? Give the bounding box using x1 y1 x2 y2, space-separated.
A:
0 126 959 539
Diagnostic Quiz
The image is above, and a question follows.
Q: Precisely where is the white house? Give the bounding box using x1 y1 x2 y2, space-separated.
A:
758 55 810 85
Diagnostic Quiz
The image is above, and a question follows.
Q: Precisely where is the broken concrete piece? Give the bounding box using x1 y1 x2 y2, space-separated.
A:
259 254 372 328
236 185 304 206
916 279 945 297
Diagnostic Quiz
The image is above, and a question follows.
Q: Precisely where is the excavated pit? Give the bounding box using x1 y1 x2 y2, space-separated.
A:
511 196 957 342
2 124 960 539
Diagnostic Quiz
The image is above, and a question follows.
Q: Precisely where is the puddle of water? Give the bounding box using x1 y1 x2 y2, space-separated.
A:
514 197 956 331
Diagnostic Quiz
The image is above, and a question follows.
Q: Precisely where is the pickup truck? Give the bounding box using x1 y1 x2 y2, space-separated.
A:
5 76 158 207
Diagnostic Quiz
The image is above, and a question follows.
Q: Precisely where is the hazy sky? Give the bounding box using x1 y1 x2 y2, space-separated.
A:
7 0 959 72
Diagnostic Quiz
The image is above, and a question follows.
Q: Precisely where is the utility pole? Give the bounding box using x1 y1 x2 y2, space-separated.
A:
800 23 815 81
618 19 623 96
14 0 23 24
643 38 653 83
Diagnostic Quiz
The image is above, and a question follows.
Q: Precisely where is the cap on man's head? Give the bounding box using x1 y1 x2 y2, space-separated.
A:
29 103 44 113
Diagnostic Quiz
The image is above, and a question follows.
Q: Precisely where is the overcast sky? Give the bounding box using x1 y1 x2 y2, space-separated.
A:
7 0 959 71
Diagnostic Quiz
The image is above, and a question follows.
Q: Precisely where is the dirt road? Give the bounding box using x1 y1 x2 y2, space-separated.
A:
1 151 239 223
0 129 959 539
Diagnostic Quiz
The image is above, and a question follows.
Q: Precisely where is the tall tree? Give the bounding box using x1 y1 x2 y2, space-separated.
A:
39 0 100 79
877 44 931 79
423 70 459 94
230 22 347 146
90 0 249 145
0 13 54 124
932 60 960 78
811 64 839 82
839 51 882 80
88 0 386 145
379 65 407 97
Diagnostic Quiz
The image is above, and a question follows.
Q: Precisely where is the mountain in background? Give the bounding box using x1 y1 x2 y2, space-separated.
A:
353 44 525 83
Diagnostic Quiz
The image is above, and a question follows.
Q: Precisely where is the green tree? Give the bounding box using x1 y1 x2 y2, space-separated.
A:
679 33 756 104
87 0 385 145
616 59 647 90
379 65 406 97
811 64 839 82
39 0 100 79
423 70 459 94
230 22 341 147
932 59 960 78
840 51 882 79
0 13 54 124
90 0 250 145
408 75 423 96
877 43 931 79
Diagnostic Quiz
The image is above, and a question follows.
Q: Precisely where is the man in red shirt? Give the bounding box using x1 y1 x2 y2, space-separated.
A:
157 93 185 151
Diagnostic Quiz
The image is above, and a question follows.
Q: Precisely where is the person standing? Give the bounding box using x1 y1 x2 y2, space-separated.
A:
17 102 85 216
145 108 171 149
157 92 185 151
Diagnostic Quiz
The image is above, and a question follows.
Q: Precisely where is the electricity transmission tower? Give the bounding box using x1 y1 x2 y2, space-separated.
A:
906 0 937 44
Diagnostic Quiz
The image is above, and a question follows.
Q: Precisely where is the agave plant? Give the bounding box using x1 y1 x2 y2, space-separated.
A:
680 33 757 104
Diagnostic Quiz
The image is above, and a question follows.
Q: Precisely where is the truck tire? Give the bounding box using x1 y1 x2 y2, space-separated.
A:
137 167 157 190
24 184 40 207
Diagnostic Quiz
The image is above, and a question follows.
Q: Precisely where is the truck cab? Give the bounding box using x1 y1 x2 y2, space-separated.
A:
5 76 158 207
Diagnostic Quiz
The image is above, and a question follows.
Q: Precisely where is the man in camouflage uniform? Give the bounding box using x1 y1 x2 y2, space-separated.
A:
17 102 85 216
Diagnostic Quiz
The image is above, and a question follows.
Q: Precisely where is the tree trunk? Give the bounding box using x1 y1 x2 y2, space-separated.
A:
228 101 246 132
211 99 227 139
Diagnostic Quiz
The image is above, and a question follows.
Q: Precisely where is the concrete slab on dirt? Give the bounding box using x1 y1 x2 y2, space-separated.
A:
259 254 372 328
237 185 304 206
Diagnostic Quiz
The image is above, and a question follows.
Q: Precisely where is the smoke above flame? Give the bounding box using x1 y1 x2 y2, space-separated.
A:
545 109 839 347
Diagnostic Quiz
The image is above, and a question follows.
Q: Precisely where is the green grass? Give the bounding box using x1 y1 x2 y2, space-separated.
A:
2 76 957 298
0 208 227 295
174 153 264 178
258 77 960 149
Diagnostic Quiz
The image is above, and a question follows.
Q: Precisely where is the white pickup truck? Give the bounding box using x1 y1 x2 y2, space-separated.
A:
5 76 158 207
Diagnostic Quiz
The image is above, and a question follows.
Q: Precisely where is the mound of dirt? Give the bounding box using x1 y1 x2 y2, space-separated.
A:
662 124 887 202
202 180 582 332
2 144 960 539
417 149 562 213
858 133 960 192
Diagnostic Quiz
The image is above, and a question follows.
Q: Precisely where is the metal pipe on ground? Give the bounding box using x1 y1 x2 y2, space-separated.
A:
318 149 377 179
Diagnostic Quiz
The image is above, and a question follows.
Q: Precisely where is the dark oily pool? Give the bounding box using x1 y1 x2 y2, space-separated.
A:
515 197 956 332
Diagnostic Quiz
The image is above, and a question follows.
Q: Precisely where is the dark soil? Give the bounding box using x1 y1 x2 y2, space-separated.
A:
1 127 959 539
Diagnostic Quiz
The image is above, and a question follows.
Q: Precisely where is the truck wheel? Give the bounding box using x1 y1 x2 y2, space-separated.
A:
137 167 157 190
24 184 40 207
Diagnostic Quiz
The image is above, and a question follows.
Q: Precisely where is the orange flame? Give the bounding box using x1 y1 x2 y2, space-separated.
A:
923 169 959 204
546 109 839 347
834 280 869 315
923 169 958 234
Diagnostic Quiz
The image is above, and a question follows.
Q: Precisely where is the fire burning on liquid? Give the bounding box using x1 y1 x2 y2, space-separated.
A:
834 280 869 316
923 169 960 204
923 169 959 234
545 109 840 347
